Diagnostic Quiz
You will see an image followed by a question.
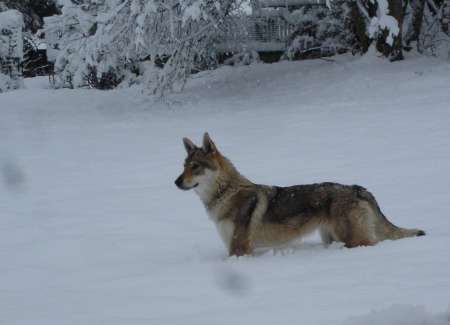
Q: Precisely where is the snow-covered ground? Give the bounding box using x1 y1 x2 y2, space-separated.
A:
1 53 450 325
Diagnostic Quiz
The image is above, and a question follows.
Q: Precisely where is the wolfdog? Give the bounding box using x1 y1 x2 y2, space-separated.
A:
175 133 425 256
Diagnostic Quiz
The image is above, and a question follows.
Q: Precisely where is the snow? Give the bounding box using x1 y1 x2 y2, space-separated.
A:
183 2 202 23
43 15 63 63
1 54 450 325
0 9 22 31
346 305 450 325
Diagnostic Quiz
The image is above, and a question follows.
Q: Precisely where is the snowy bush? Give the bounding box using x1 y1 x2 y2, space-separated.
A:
51 0 246 95
284 35 317 60
282 1 357 60
284 6 328 58
223 50 260 66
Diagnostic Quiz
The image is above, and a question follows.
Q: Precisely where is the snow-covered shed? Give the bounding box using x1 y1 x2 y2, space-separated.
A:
0 10 24 80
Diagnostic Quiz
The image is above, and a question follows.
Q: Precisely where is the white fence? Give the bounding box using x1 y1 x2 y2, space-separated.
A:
246 16 295 43
217 16 295 52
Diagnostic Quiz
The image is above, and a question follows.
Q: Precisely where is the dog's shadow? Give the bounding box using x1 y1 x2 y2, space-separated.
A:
252 240 345 258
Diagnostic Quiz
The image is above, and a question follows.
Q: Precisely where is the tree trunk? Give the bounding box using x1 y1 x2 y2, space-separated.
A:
388 0 404 60
405 0 426 49
350 1 370 53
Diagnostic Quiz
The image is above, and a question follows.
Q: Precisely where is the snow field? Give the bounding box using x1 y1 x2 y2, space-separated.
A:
1 53 450 324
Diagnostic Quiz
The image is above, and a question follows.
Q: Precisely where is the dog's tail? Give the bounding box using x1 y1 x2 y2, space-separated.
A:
384 222 426 239
354 185 426 240
382 219 426 239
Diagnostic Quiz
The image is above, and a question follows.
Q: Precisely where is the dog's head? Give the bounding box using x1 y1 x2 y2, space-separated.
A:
175 133 221 192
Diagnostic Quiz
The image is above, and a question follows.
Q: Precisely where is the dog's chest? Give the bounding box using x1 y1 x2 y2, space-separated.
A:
215 220 234 249
213 218 234 250
207 203 235 250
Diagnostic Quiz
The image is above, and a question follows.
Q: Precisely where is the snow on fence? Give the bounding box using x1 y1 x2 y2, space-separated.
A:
218 0 327 53
246 16 295 43
217 16 295 53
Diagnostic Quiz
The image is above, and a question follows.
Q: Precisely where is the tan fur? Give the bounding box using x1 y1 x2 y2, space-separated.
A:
175 133 425 256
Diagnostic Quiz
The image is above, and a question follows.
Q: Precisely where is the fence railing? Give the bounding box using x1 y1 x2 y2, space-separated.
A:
217 16 295 52
245 16 295 43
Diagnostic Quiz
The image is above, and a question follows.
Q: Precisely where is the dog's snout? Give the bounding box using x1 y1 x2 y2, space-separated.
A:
175 175 183 188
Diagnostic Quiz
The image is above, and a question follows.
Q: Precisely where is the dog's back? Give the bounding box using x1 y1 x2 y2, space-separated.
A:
249 182 425 250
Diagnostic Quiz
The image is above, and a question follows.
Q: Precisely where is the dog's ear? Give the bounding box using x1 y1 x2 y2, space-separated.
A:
202 132 217 154
183 137 197 154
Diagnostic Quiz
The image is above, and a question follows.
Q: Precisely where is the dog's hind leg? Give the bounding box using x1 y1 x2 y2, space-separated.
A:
319 226 335 247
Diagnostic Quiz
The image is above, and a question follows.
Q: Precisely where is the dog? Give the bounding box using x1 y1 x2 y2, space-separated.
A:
175 133 425 256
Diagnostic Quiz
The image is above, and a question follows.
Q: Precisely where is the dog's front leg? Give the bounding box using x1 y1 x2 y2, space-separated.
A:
229 231 251 257
228 192 258 257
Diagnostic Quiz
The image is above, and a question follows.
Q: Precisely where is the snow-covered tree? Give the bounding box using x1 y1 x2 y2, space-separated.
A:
46 0 449 95
332 0 405 60
282 1 353 60
405 0 450 57
347 0 449 59
52 0 246 95
274 0 406 60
